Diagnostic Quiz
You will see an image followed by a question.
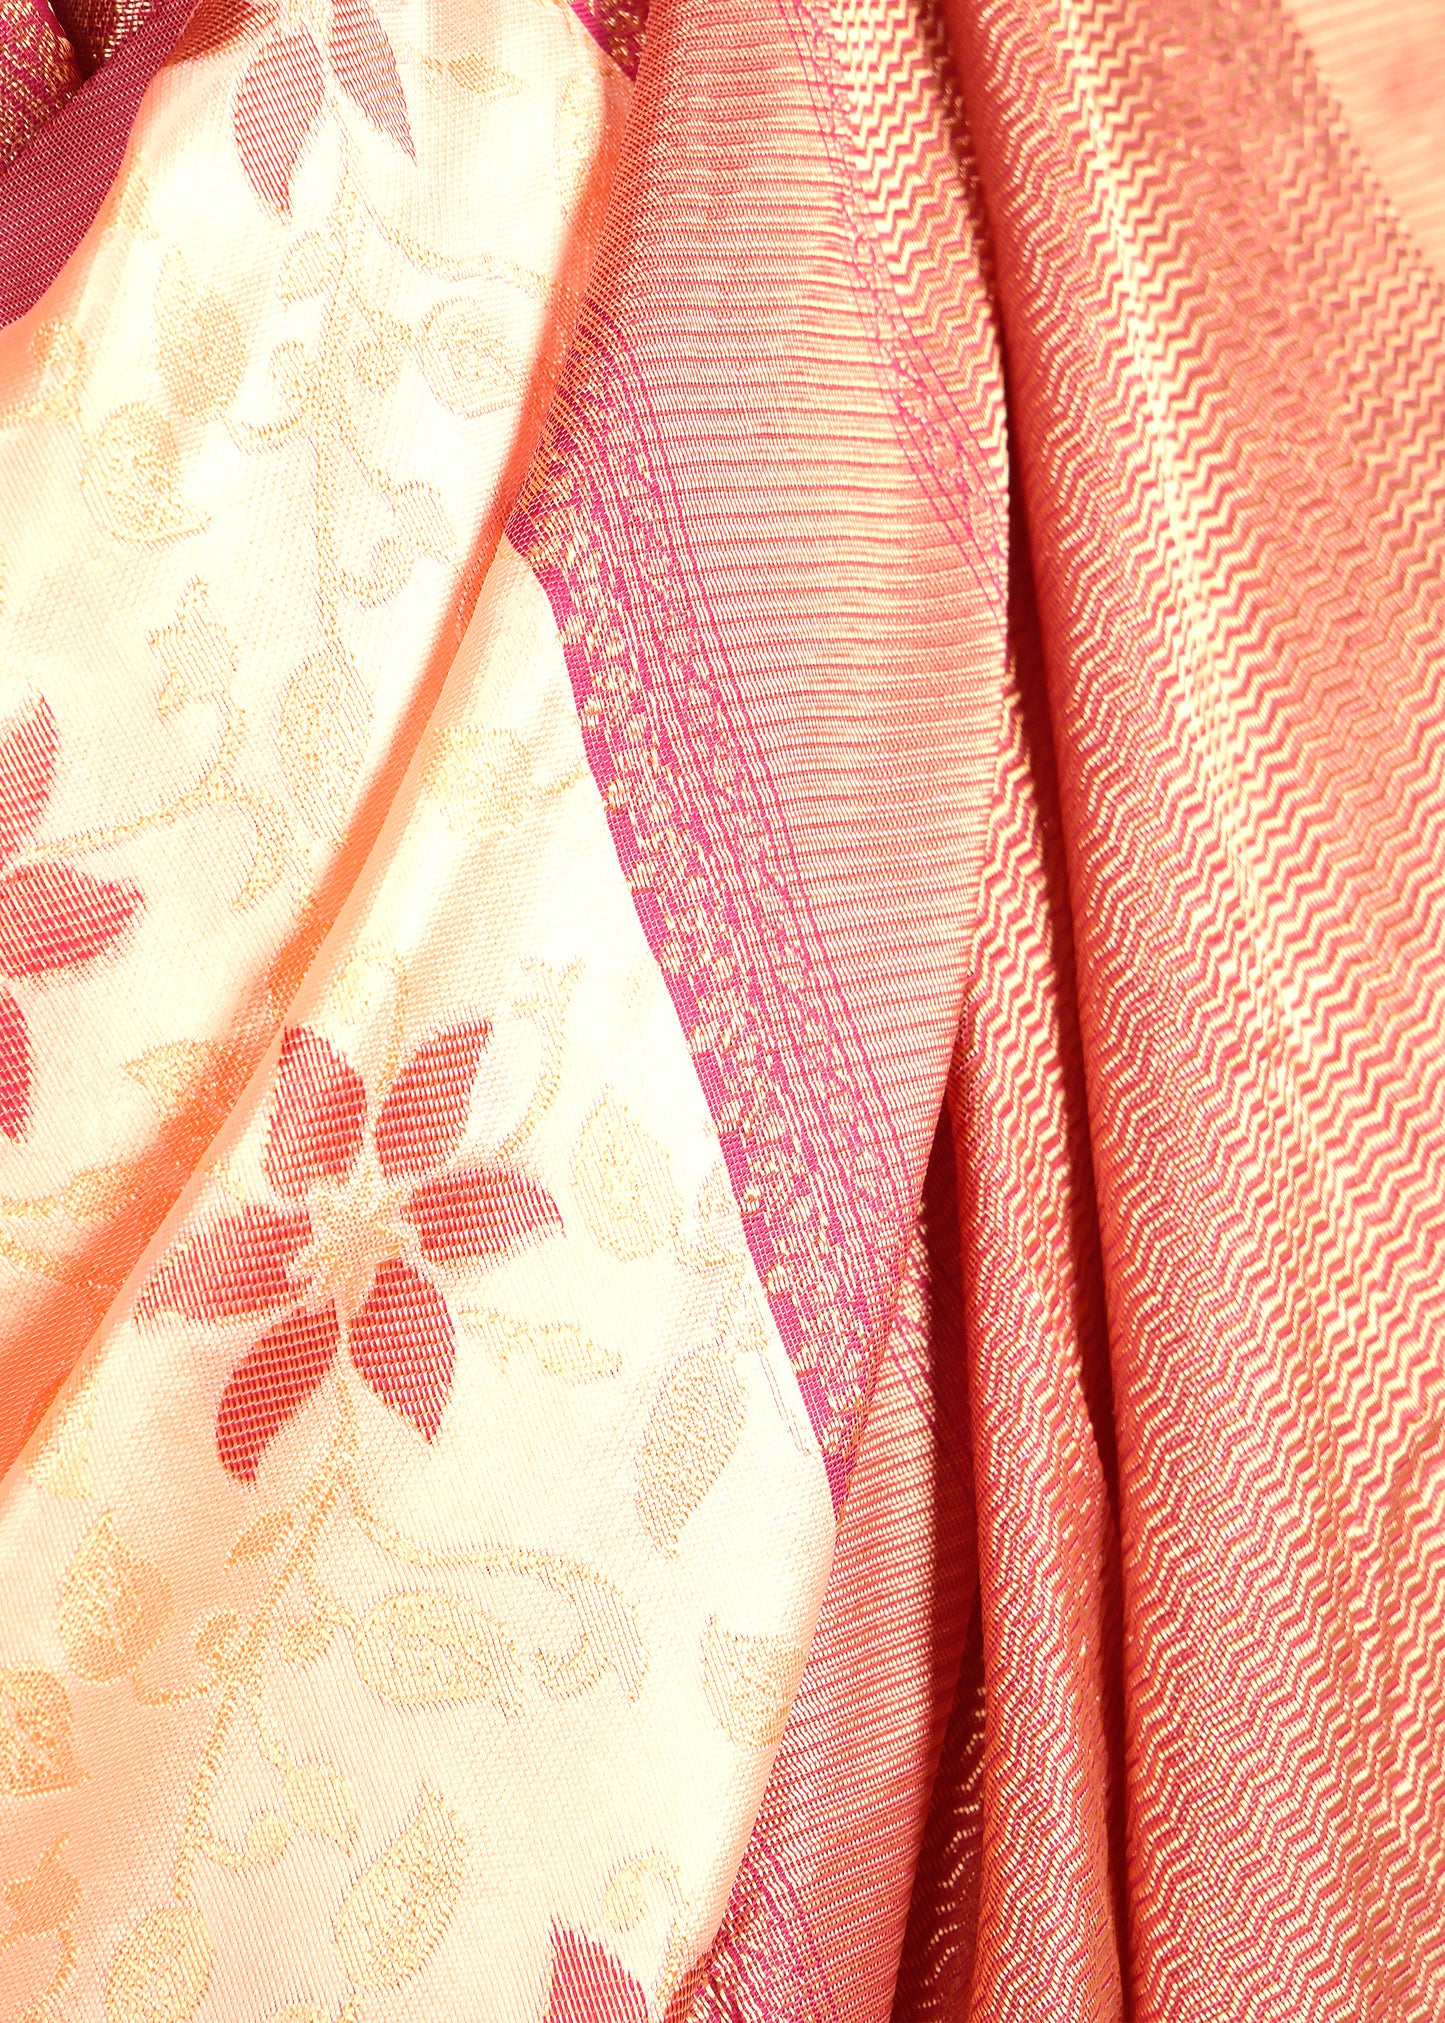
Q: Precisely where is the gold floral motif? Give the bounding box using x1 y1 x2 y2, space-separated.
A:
676 1163 745 1270
284 1758 358 1852
0 1836 82 2018
278 232 339 305
156 258 246 419
57 1515 173 1683
150 583 236 716
277 648 372 842
460 1306 619 1381
354 1589 525 1711
104 1903 213 2023
202 1815 289 1871
635 1349 745 1555
227 1509 295 1563
701 1617 803 1751
333 1788 465 1990
276 1615 335 1664
420 51 522 97
417 298 516 416
124 1040 236 1113
572 1090 681 1260
193 1612 241 1670
4 1837 80 1934
60 1161 150 1222
425 723 531 837
0 1670 83 1796
80 405 206 544
602 1852 679 1933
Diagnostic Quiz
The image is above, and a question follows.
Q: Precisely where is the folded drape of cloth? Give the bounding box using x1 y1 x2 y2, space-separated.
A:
0 0 1441 2018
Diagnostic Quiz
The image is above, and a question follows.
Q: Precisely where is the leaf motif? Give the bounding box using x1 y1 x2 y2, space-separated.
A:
333 1788 465 1988
105 1904 213 2023
635 1349 745 1555
284 1757 356 1850
5 1837 80 1933
701 1616 803 1750
545 1926 650 2023
349 1260 455 1441
277 648 371 842
374 1021 489 1180
227 1508 293 1561
277 230 337 302
0 693 57 864
246 1814 290 1863
406 1165 561 1265
0 1669 82 1795
125 1040 230 1112
418 298 515 416
234 33 326 214
531 1560 646 1703
329 0 414 157
601 1854 676 1933
354 1589 524 1712
150 582 236 715
216 1306 339 1483
678 1162 744 1270
572 1092 680 1260
58 1515 173 1681
235 794 297 909
81 404 205 543
422 51 521 97
156 259 245 418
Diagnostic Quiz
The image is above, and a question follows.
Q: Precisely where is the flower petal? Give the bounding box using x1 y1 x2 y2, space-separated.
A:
234 31 326 215
0 699 56 868
216 1305 338 1481
348 1259 454 1440
0 864 140 977
406 1166 562 1265
138 1205 311 1323
373 1020 490 1181
329 0 415 159
0 991 28 1139
264 1027 366 1199
545 1927 650 2023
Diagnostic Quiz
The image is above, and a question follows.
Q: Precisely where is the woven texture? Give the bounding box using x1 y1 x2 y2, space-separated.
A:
0 0 1442 2014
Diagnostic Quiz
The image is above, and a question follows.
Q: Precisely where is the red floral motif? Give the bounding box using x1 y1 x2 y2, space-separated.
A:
174 0 415 214
140 1021 561 1480
546 1926 651 2023
0 699 141 1139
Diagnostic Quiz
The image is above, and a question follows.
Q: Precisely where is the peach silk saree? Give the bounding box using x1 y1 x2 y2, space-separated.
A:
0 0 1442 2016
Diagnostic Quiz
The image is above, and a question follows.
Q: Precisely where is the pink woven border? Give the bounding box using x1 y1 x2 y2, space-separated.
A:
510 307 906 1508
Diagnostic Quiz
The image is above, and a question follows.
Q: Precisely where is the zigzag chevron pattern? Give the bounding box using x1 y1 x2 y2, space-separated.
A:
945 0 1445 2013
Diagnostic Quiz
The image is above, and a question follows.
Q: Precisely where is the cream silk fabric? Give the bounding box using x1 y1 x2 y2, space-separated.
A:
0 9 838 2018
